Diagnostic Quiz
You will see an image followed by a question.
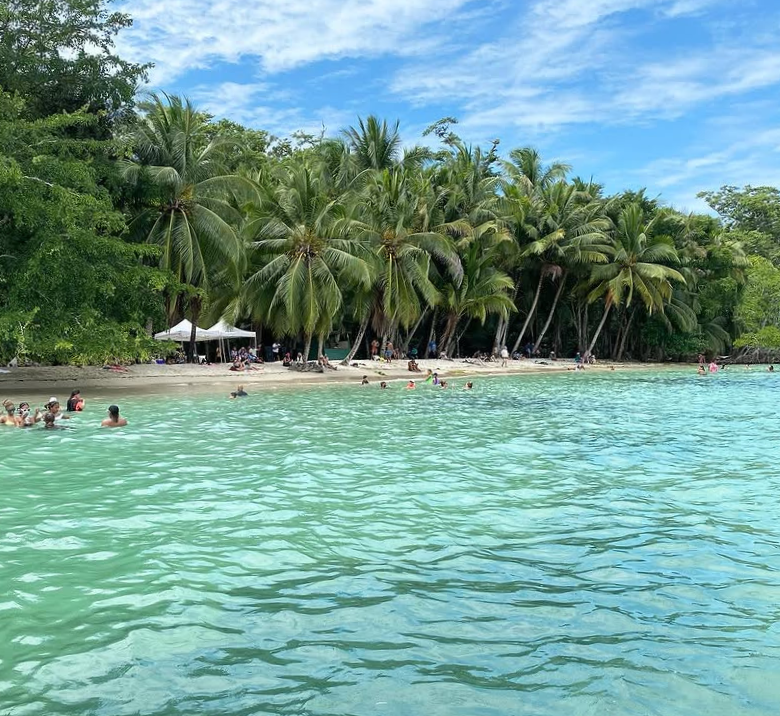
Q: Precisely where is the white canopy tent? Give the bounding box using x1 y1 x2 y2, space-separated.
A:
205 320 256 362
153 319 214 342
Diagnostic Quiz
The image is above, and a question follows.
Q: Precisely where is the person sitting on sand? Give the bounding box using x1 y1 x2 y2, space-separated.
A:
229 358 244 372
319 353 331 368
406 380 416 389
361 375 369 385
101 405 127 428
66 390 84 412
380 381 388 389
407 358 421 372
464 381 473 390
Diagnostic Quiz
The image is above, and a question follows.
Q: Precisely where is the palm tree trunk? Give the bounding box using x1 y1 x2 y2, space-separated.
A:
402 308 429 354
587 302 612 356
424 308 438 358
492 316 505 355
317 333 325 359
440 313 459 355
511 273 544 354
616 307 637 361
303 333 313 363
454 318 472 358
341 315 370 365
532 272 566 355
187 297 201 363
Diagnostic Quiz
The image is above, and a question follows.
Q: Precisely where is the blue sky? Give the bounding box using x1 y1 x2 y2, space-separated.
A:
116 0 780 212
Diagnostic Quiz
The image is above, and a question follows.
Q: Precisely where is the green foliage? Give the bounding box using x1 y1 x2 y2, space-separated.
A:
0 0 149 119
734 256 780 334
734 326 780 350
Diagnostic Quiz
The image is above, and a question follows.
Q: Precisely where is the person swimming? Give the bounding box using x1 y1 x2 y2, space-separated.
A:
101 404 128 428
1 400 18 426
432 372 440 386
66 390 84 412
708 361 719 373
440 380 448 389
768 365 775 372
424 369 433 382
697 364 706 375
464 381 473 390
229 385 248 399
361 375 369 385
380 381 388 389
406 380 416 389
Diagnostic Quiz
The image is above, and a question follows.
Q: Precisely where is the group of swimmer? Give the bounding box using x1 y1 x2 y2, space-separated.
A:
695 354 774 375
359 369 474 391
0 390 127 429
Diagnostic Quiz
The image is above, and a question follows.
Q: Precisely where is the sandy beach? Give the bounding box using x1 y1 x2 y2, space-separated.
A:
0 357 671 400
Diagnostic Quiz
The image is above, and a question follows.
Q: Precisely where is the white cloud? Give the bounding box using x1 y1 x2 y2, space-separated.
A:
118 0 478 84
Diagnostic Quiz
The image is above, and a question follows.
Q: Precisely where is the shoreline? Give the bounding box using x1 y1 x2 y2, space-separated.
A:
0 359 685 400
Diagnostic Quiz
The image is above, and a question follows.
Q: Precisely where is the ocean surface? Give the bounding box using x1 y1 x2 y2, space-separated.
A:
2 368 780 715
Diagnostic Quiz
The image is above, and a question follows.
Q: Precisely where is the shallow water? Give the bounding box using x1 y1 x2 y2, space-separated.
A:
2 369 780 715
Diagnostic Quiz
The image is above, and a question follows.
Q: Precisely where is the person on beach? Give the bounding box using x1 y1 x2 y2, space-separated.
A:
464 381 473 390
500 346 509 367
708 361 719 373
101 405 127 428
272 342 280 361
428 338 437 358
406 380 416 389
361 375 369 385
384 341 394 363
66 390 84 412
574 352 582 365
407 358 421 372
370 339 379 360
698 353 705 366
380 381 388 389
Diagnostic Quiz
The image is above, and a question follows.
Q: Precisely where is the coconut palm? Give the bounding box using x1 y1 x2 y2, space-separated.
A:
586 203 686 356
242 162 370 360
124 93 244 355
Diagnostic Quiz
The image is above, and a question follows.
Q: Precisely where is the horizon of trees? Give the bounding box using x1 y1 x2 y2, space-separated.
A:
2 0 780 366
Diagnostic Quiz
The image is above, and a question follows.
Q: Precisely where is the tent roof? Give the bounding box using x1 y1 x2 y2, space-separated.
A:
153 319 214 342
205 320 256 339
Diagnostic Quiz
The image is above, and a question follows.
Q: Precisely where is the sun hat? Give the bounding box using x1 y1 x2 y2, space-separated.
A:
49 397 58 404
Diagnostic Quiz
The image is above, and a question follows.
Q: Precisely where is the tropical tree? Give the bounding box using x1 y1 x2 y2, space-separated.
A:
124 93 244 356
586 203 686 356
242 162 371 360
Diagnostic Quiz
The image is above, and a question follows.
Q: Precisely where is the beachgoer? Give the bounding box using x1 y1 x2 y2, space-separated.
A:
440 380 448 389
320 353 331 368
432 372 440 386
574 352 582 365
406 380 416 389
768 365 775 372
18 403 39 426
66 390 84 412
361 375 369 385
708 361 719 373
370 339 379 360
407 358 421 372
229 384 248 399
272 342 280 361
101 405 127 428
46 399 69 421
500 345 509 367
42 412 61 430
384 341 394 363
424 369 433 383
697 364 706 376
380 381 388 389
464 381 473 390
1 400 18 426
428 339 437 358
282 352 292 367
698 353 705 366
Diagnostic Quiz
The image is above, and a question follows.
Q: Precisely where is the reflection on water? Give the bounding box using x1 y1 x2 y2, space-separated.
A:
2 370 780 715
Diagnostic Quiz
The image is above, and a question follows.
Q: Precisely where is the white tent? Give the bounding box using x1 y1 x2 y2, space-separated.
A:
206 320 256 361
153 319 214 342
205 320 256 340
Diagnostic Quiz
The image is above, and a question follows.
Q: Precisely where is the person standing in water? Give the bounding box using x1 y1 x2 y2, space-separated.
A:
101 405 127 428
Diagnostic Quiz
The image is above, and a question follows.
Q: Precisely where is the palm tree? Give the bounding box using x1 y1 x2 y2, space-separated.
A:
586 203 686 356
242 162 370 360
340 167 462 363
438 241 515 356
124 93 244 356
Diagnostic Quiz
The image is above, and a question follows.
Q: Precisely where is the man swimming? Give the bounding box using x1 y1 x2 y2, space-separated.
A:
101 405 128 428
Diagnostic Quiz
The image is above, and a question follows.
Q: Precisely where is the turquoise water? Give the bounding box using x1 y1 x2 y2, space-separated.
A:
2 370 780 715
